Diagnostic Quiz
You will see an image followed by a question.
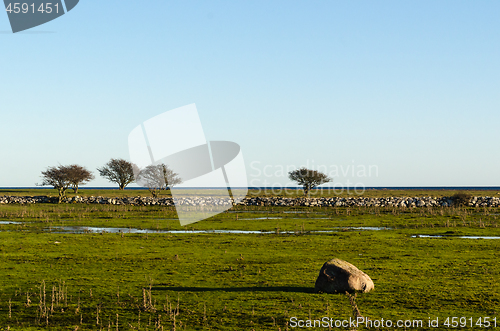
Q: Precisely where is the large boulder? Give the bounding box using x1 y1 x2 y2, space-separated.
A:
315 258 374 294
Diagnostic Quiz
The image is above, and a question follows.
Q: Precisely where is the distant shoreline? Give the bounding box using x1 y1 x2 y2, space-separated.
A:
2 186 500 191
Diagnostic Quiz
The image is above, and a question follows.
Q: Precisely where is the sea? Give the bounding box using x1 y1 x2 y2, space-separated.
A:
1 187 500 191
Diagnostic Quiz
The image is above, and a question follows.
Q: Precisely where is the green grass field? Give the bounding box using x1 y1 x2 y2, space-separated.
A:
1 190 499 330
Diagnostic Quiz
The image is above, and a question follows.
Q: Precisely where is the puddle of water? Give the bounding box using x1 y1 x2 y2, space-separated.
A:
332 226 391 231
282 211 327 214
238 217 282 220
48 227 274 234
44 226 391 234
227 211 327 215
0 221 21 225
412 235 500 239
239 217 332 220
338 226 392 231
287 218 331 220
227 211 278 214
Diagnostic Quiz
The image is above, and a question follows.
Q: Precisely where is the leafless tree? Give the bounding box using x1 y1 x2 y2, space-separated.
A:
136 164 182 197
288 167 331 197
97 158 135 190
39 165 73 202
67 164 94 194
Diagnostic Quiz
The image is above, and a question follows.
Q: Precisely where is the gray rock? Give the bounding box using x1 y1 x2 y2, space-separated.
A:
315 258 374 294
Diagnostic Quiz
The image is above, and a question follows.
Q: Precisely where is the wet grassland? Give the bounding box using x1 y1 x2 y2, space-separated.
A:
0 191 499 330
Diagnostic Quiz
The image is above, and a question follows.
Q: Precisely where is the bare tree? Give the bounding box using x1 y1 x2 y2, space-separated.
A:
67 164 94 194
97 158 135 190
288 167 331 197
136 164 182 197
39 165 73 202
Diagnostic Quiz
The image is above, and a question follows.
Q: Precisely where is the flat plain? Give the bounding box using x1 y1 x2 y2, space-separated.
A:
0 189 499 330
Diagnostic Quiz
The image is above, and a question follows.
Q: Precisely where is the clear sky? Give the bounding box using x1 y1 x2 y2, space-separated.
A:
1 1 499 188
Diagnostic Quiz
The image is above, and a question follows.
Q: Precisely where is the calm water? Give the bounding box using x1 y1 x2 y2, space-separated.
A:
43 226 390 234
1 221 494 238
3 186 500 190
0 221 21 225
412 234 500 239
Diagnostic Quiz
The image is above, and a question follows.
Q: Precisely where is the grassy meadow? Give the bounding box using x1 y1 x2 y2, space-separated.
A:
0 189 499 330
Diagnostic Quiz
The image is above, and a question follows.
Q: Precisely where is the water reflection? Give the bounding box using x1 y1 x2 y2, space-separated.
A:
412 234 500 239
332 226 391 231
44 226 391 234
238 217 282 220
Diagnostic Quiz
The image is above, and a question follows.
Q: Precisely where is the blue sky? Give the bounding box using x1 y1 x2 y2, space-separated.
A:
1 1 500 188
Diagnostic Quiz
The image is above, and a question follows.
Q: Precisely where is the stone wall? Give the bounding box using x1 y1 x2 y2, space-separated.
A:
1 195 499 207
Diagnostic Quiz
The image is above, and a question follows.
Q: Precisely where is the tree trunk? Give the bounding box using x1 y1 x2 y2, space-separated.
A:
57 188 66 203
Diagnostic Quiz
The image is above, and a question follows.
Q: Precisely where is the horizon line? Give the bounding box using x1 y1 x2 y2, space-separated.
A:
1 186 500 190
